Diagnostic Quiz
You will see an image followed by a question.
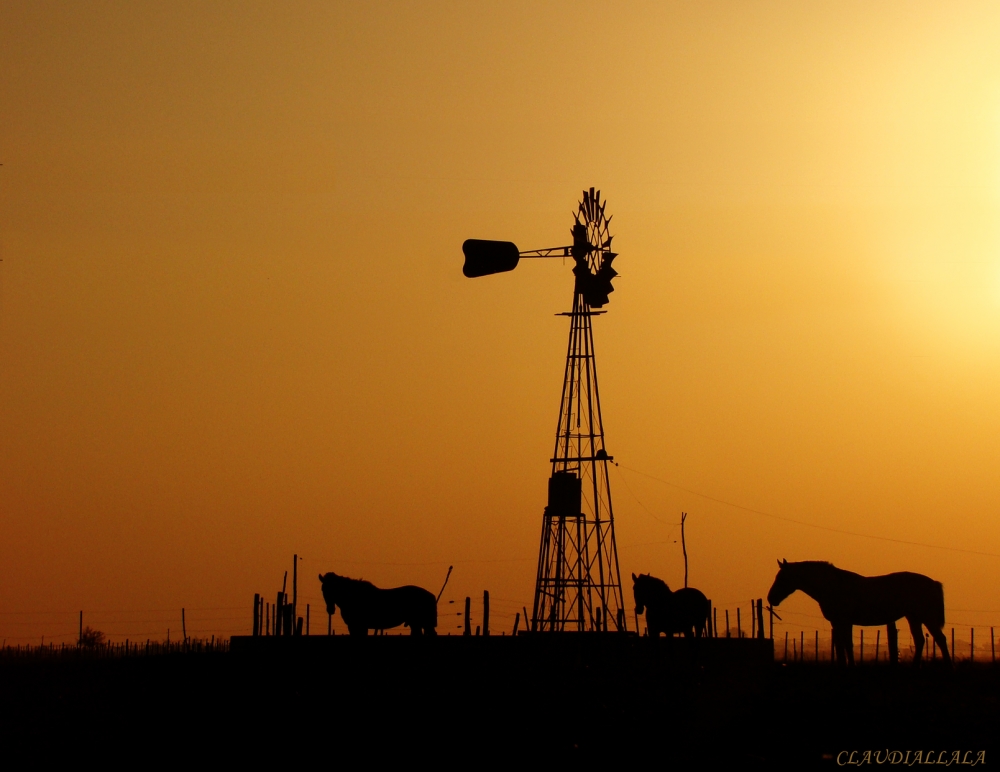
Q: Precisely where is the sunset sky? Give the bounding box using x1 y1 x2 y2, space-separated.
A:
2 1 1000 644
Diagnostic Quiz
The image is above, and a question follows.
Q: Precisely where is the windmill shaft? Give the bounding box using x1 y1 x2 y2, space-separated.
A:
531 290 624 632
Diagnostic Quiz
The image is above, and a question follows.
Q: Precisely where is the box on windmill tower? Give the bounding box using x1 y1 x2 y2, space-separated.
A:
547 471 582 518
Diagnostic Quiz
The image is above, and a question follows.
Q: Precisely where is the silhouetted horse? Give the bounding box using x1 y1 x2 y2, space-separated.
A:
632 572 711 638
319 572 437 636
767 559 950 666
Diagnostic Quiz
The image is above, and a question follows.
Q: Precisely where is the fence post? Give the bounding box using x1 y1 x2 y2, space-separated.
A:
725 610 730 639
970 628 974 663
737 608 742 639
769 605 773 640
79 611 83 646
464 597 471 636
182 608 187 644
757 599 764 640
713 607 718 638
513 612 520 636
328 613 332 636
483 591 490 636
860 629 863 664
784 631 788 662
951 628 955 660
253 594 260 637
635 609 640 636
875 629 880 664
991 627 995 663
306 604 310 636
800 631 805 663
276 592 284 636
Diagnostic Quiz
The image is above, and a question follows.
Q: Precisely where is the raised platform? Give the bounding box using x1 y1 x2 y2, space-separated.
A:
230 632 774 668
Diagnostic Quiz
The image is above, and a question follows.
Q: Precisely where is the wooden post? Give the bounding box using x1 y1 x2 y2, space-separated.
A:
681 511 688 588
951 627 955 660
725 610 730 638
757 599 764 640
970 628 974 662
784 631 788 662
523 606 530 633
328 613 332 636
800 631 804 663
769 605 774 640
475 625 480 636
750 602 755 639
737 608 742 639
306 604 310 636
253 594 260 637
483 591 490 636
293 554 298 627
860 629 863 664
78 611 83 646
513 612 520 636
875 629 880 663
635 609 640 635
464 597 471 636
276 592 284 636
182 608 187 643
713 607 718 638
991 627 995 663
266 602 270 636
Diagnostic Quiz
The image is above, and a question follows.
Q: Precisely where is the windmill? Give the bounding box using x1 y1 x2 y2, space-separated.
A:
463 188 626 632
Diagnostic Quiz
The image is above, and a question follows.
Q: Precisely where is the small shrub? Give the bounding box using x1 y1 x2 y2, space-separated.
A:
79 626 105 648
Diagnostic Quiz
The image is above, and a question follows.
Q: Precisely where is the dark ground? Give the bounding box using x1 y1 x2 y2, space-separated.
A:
1 636 995 766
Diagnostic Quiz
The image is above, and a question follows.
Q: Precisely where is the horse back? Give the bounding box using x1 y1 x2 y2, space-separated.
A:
825 571 945 627
340 584 437 631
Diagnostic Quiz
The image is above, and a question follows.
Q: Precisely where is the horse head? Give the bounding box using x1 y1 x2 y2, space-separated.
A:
767 559 796 607
318 572 340 616
632 573 646 614
633 572 669 615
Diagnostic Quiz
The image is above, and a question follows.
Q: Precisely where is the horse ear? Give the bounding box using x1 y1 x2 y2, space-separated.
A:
782 558 788 566
318 574 324 582
777 560 782 569
632 573 638 581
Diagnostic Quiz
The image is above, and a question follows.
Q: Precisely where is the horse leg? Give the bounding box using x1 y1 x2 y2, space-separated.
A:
907 618 924 666
834 626 853 666
929 626 951 665
887 623 899 665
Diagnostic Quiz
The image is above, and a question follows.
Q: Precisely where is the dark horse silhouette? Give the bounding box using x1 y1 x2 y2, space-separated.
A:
632 572 711 638
767 559 950 666
319 572 437 636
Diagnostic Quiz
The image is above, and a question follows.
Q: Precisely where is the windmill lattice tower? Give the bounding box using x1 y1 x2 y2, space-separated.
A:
462 188 625 632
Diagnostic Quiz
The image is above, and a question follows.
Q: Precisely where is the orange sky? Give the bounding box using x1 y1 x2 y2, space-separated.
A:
2 1 1000 644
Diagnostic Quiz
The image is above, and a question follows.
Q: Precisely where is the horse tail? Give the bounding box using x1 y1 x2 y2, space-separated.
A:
929 580 946 629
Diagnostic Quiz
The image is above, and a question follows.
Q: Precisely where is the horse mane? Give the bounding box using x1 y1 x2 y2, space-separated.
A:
637 573 670 592
326 573 378 591
788 560 862 581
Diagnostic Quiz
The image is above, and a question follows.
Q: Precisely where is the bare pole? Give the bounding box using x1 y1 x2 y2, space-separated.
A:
681 512 689 588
